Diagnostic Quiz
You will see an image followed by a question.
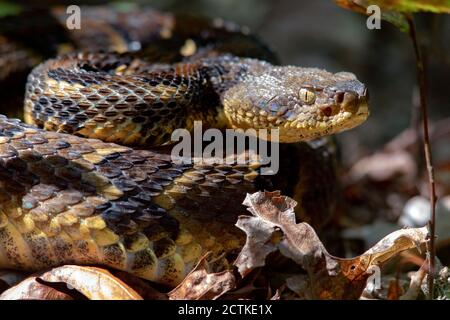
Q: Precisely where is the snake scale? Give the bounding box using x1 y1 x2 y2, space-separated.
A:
0 6 369 286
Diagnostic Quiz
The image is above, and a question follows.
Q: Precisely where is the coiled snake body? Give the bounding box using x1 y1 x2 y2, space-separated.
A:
0 6 368 286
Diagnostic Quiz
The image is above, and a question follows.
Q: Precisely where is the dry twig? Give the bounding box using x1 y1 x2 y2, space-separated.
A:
407 15 437 299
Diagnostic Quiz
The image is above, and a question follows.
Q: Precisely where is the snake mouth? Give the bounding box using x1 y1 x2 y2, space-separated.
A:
341 98 369 130
224 86 370 143
268 93 369 143
354 99 369 120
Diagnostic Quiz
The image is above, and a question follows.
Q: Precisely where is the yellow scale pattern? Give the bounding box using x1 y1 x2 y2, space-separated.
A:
0 116 261 286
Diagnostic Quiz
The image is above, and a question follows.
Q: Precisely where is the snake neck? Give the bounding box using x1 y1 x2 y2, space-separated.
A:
198 55 269 93
193 55 271 129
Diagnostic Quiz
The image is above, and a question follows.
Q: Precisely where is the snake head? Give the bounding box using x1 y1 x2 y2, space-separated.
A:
222 65 369 142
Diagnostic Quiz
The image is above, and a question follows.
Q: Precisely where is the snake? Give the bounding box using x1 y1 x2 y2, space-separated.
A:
0 5 369 287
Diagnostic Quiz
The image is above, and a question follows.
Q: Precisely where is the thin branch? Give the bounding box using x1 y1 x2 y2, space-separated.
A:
407 15 437 300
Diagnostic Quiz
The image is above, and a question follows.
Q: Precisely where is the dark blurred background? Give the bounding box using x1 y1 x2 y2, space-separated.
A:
1 0 449 162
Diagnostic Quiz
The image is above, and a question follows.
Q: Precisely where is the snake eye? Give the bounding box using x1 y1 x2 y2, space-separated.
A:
298 88 316 105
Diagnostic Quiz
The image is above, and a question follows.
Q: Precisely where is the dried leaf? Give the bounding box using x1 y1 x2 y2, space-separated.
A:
169 253 236 300
362 226 427 263
234 217 282 277
269 286 284 300
111 270 167 300
387 279 403 300
38 265 142 300
0 276 74 300
236 191 429 299
220 269 269 300
400 262 427 300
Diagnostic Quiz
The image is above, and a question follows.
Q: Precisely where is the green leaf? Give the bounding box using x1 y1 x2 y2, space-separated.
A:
369 0 450 13
336 0 410 31
379 11 410 32
336 0 450 31
336 0 450 14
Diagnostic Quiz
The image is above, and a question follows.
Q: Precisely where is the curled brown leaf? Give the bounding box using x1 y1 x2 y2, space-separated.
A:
0 276 74 300
235 191 429 299
169 253 236 300
37 265 142 300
